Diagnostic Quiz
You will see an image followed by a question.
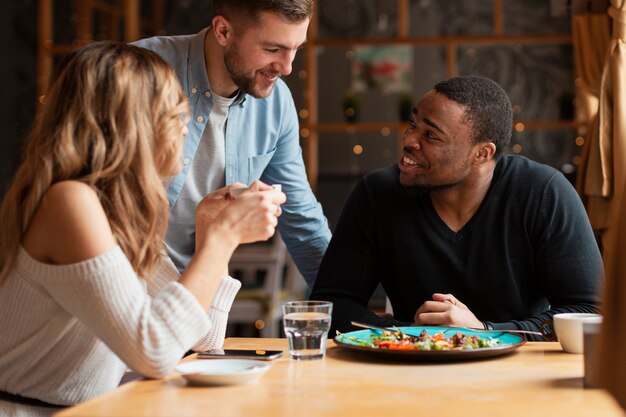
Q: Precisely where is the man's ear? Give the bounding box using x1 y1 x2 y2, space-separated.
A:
474 142 496 164
212 16 233 46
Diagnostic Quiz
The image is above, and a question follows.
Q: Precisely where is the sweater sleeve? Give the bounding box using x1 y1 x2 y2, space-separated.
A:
26 246 210 378
486 173 603 339
151 252 242 351
311 179 410 334
190 275 241 352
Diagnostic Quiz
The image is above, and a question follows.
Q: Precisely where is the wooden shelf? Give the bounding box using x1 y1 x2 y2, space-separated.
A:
301 1 575 190
516 120 579 130
307 122 407 133
314 33 572 48
37 0 164 97
303 120 578 135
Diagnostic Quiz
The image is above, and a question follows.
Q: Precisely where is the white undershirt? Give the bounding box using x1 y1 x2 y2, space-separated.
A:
167 91 236 269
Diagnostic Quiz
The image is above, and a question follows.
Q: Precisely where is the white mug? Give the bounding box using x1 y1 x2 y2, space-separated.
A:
553 313 602 354
228 184 282 199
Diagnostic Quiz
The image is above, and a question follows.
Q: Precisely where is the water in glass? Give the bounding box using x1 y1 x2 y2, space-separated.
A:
282 301 332 360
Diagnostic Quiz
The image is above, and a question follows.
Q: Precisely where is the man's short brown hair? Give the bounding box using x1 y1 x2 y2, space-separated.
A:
213 0 313 26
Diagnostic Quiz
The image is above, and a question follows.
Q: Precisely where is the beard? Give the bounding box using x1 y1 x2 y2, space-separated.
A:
400 177 462 194
224 42 276 99
398 160 470 192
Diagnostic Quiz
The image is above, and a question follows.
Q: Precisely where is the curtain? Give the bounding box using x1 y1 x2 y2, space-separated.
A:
596 0 626 410
573 13 610 216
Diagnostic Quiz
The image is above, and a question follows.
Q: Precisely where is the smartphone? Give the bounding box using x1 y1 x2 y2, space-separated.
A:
197 349 284 361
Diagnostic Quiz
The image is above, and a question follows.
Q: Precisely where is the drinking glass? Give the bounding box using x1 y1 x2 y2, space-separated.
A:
282 301 333 360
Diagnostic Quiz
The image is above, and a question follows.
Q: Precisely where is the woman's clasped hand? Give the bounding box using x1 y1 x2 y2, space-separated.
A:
195 181 286 248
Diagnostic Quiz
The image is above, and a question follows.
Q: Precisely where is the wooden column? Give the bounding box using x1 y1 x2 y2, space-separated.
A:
123 0 140 42
153 0 164 35
494 0 504 36
398 0 410 38
304 4 319 190
37 0 53 98
446 43 457 77
76 0 93 43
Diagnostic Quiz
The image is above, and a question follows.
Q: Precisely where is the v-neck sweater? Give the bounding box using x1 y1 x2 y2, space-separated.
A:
311 155 603 338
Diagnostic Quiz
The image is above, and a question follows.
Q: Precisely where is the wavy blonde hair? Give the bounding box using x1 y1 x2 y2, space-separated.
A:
0 41 188 285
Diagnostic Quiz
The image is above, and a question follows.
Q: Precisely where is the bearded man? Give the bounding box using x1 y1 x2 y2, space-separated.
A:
135 0 330 286
311 76 602 340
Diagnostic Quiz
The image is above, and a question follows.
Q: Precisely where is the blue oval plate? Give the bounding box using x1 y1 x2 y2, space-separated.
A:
333 326 526 361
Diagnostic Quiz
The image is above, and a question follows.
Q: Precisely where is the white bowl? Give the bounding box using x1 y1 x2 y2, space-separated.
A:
175 359 270 386
553 313 602 354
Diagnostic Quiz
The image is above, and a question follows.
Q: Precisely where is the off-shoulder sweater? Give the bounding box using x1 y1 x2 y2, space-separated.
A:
0 245 241 416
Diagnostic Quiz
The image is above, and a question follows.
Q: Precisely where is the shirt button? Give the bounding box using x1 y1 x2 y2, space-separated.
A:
195 115 204 123
205 91 211 98
183 158 190 165
191 87 198 94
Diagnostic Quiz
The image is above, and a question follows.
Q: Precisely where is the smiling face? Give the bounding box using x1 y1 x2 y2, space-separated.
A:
223 11 308 98
398 90 480 189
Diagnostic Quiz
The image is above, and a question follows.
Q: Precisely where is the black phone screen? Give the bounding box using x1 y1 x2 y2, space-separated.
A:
197 349 284 360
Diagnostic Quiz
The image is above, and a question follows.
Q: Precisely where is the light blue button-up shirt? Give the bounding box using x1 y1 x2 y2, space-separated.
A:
133 28 331 286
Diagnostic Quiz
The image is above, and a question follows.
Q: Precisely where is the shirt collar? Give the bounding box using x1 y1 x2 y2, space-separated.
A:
188 26 247 106
187 27 211 96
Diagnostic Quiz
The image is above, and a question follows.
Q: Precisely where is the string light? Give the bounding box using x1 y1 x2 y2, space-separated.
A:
562 163 575 175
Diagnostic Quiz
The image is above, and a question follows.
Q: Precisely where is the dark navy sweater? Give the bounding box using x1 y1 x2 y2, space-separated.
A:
311 155 603 339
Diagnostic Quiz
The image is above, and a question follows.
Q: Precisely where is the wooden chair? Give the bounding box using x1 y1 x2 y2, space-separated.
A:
228 233 307 337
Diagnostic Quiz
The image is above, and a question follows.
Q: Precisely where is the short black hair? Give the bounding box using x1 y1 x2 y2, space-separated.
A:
434 76 512 160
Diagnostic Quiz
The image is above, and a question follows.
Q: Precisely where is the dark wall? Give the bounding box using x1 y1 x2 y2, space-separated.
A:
0 0 18 198
0 1 581 216
1 0 38 198
0 1 213 199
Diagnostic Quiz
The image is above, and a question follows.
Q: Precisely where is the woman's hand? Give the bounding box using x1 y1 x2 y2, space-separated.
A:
183 181 285 310
197 181 286 249
220 181 286 245
413 293 483 329
195 182 245 247
196 182 244 223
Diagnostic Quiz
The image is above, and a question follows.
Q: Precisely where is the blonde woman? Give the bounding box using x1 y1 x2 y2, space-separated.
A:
0 41 285 416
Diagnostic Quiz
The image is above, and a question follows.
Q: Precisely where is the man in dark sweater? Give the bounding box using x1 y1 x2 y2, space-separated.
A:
310 76 602 340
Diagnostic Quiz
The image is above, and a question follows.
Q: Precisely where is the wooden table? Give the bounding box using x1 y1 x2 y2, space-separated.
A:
55 339 624 417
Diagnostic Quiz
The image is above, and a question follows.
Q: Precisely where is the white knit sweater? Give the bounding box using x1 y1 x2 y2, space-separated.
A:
0 245 241 416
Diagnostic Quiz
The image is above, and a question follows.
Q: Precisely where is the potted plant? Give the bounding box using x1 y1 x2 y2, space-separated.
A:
398 93 414 122
342 93 361 123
